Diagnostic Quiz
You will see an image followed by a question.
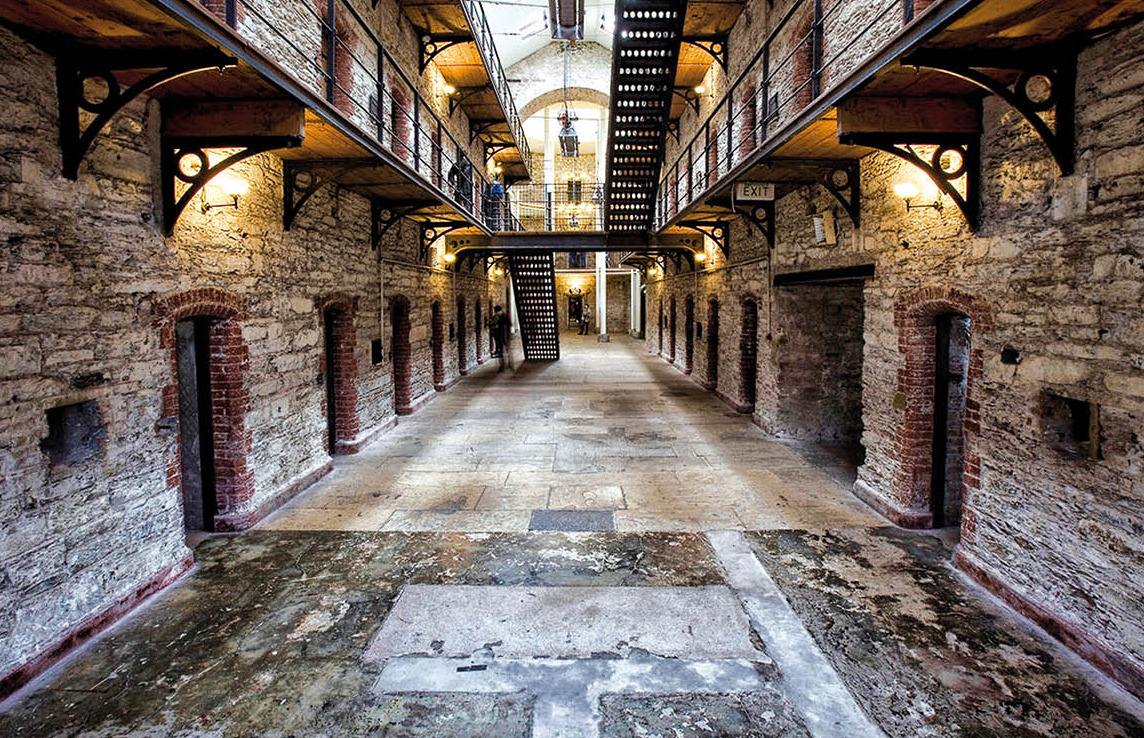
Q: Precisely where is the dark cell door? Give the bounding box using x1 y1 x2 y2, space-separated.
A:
931 314 971 527
324 308 339 455
176 317 217 532
741 301 758 408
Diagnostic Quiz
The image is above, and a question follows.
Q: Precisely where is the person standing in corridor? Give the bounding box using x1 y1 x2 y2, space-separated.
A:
491 305 511 371
579 304 592 335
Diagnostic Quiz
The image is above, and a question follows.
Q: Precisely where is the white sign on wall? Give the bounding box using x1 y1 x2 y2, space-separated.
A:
734 182 776 201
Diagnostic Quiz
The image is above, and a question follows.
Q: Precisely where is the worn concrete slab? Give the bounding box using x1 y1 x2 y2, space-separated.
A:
365 584 762 661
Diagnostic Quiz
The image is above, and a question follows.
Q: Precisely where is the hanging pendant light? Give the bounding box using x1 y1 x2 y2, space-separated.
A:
558 43 579 157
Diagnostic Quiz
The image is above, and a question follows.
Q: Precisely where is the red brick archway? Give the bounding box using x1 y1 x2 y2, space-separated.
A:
474 301 484 363
684 295 695 374
457 296 468 375
706 297 719 389
431 301 446 391
892 286 992 533
391 295 413 414
669 296 677 361
318 293 359 454
153 287 253 532
740 297 759 410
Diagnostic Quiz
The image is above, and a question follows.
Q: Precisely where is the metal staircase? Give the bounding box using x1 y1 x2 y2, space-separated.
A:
509 252 560 360
603 0 687 236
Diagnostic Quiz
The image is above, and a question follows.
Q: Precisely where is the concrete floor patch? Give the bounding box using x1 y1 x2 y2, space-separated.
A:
366 584 763 661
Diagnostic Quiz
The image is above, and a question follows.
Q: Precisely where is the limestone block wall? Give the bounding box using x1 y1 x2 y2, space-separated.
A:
650 16 1144 698
0 26 492 693
553 271 632 334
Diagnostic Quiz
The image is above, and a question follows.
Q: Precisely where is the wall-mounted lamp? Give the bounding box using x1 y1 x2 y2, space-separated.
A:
693 251 707 263
442 251 456 264
493 266 504 276
201 169 248 213
894 180 942 213
441 83 457 96
693 84 712 98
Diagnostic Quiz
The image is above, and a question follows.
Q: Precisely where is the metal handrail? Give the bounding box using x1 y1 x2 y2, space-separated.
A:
508 182 607 232
655 0 921 229
202 0 507 226
457 0 532 165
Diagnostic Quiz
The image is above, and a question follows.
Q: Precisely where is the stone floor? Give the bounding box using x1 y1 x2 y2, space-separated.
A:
261 334 881 534
3 336 1144 737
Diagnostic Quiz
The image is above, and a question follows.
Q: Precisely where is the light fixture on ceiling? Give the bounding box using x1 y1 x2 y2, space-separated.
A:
558 44 579 157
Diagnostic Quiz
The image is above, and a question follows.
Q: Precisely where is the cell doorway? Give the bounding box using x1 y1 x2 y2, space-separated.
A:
931 313 971 528
175 317 217 533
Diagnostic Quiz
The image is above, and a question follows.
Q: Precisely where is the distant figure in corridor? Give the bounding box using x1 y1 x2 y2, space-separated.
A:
578 304 592 335
491 305 510 371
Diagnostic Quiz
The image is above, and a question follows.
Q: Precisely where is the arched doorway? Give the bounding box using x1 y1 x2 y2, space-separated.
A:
154 287 252 533
684 295 695 374
931 313 972 527
890 286 991 530
707 297 719 388
658 299 664 355
669 297 677 362
457 297 468 375
474 301 483 362
321 298 358 455
740 299 758 410
431 301 445 390
391 296 412 414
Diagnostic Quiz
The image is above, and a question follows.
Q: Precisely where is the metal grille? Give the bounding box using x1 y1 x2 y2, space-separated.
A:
603 0 686 235
509 252 561 361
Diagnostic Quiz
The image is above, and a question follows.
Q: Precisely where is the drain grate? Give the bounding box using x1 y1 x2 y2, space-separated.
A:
529 509 615 532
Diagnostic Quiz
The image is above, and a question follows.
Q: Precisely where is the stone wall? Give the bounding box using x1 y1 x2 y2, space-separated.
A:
650 11 1144 698
0 24 493 693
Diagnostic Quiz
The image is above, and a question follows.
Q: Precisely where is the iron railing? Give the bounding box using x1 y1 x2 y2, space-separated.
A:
656 0 924 228
457 0 532 164
198 0 524 227
508 182 607 231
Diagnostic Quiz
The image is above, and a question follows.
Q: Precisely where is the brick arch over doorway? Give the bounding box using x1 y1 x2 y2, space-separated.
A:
391 295 413 415
887 285 992 532
318 293 360 454
152 287 254 532
431 301 445 390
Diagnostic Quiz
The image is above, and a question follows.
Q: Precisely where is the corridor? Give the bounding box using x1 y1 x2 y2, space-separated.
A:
3 338 1144 738
262 335 879 534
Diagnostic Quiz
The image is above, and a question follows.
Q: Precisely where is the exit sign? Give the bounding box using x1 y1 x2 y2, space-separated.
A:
734 182 776 201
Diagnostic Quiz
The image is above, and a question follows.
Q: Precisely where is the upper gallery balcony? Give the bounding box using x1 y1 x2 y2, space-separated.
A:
0 0 530 233
656 0 1144 233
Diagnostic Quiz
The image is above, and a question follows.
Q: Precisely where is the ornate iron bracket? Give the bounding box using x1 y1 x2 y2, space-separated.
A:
678 220 730 258
671 87 700 115
483 141 516 165
420 220 470 262
420 35 471 72
905 51 1077 175
283 159 378 230
449 84 493 116
843 133 980 229
666 120 681 144
162 135 301 235
469 119 506 145
57 50 235 180
371 200 438 249
736 201 775 249
819 162 861 227
682 36 729 72
666 251 684 273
